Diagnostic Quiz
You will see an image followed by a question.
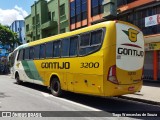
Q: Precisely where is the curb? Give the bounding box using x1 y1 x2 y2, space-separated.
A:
119 96 160 106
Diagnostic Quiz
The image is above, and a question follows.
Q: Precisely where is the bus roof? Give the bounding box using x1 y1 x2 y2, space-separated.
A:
14 20 140 50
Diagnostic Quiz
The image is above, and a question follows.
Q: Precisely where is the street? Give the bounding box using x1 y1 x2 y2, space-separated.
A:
0 75 160 119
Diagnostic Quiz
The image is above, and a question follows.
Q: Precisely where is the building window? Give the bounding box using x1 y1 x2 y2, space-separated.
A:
60 4 65 16
117 0 137 7
36 14 40 23
70 0 87 25
26 24 29 32
81 0 87 20
15 21 17 32
52 12 55 20
60 28 66 33
32 17 35 25
91 0 103 17
48 12 51 21
70 1 76 24
76 0 81 22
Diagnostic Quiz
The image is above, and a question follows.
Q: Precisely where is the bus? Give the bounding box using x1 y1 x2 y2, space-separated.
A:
9 21 144 97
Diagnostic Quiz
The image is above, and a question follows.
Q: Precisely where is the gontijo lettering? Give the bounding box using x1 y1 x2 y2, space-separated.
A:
118 47 144 57
41 62 70 69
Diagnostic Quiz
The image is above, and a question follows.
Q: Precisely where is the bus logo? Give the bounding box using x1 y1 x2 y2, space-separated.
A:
16 63 20 68
123 28 139 42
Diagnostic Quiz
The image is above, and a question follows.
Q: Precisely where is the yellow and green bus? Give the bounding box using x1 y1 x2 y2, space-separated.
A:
10 21 144 97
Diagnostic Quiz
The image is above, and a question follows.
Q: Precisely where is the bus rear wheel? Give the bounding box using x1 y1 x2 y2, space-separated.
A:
50 78 62 97
15 73 22 85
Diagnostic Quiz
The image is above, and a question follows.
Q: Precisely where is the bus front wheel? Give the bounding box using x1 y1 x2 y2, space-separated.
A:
15 73 22 85
50 78 62 97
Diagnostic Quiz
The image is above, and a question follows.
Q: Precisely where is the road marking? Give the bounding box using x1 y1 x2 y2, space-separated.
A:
41 92 100 111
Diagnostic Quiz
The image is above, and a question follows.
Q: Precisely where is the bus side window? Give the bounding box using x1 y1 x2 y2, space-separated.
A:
80 33 90 47
40 44 46 59
46 42 53 58
17 49 24 61
53 40 61 58
79 29 103 56
24 48 30 60
79 33 91 55
9 54 14 67
91 29 103 45
11 50 17 66
61 38 70 57
70 36 78 56
29 47 34 60
34 45 40 59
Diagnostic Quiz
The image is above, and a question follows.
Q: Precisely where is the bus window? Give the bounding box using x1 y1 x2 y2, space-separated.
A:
79 29 103 56
70 36 78 56
61 38 70 57
46 42 53 58
53 40 61 58
29 47 34 60
91 29 103 45
17 49 24 61
40 44 46 59
80 33 90 47
24 48 30 60
34 45 40 59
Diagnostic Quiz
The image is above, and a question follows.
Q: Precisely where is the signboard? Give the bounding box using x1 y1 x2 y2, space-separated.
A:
145 14 160 27
145 42 160 51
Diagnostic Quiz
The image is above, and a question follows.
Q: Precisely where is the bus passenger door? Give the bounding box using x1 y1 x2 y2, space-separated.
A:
67 73 74 91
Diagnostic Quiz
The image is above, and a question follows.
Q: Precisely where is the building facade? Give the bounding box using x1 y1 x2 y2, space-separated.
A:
25 0 69 42
69 0 117 30
10 20 26 46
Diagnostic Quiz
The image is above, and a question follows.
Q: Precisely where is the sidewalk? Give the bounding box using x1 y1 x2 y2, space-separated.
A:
120 81 160 105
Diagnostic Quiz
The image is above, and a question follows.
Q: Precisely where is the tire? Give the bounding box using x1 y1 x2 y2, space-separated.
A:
15 73 22 85
50 78 62 97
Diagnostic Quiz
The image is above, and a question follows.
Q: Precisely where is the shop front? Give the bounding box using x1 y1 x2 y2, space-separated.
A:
144 35 160 81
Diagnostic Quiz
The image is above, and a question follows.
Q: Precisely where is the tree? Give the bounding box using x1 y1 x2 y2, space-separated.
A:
0 24 21 51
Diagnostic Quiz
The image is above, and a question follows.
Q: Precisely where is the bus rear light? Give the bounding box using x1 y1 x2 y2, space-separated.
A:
114 20 118 23
128 86 135 91
108 65 119 84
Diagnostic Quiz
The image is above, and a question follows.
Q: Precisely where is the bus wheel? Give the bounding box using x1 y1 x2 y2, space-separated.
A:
15 73 22 85
50 78 62 97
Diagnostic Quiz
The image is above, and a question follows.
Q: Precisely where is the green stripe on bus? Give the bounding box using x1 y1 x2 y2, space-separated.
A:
22 60 43 81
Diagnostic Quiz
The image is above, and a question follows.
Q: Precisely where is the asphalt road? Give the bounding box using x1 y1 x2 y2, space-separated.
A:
0 75 160 119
